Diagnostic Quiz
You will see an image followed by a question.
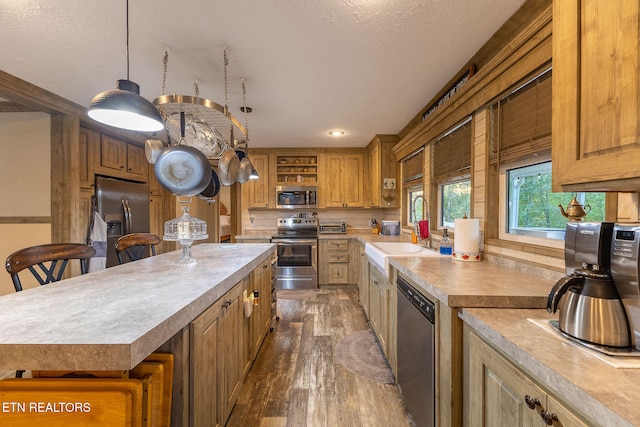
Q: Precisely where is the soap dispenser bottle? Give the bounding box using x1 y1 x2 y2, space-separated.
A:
440 229 452 255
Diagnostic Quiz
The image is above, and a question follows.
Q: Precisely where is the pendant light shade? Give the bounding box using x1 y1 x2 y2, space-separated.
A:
88 0 163 132
249 162 259 180
88 79 164 132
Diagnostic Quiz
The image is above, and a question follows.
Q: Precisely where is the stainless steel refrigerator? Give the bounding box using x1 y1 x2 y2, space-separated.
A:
95 176 150 267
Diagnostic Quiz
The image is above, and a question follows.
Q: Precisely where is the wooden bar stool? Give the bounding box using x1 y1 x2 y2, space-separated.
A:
0 378 143 426
5 243 96 292
5 243 96 378
114 233 162 264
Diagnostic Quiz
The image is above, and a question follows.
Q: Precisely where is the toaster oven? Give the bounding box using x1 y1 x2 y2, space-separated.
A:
319 221 347 234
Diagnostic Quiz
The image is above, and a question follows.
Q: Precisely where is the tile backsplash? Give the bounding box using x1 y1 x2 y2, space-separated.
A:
242 208 400 235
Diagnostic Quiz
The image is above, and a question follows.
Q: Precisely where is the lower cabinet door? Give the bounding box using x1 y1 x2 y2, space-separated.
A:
465 328 593 427
190 301 222 427
545 395 592 427
219 285 244 423
190 283 244 427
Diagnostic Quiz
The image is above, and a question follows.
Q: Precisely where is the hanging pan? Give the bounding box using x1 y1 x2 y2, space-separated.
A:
218 145 240 186
153 111 211 196
236 150 252 184
144 139 165 164
197 169 221 203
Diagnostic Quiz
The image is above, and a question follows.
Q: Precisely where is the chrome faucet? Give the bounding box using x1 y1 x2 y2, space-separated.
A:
412 195 431 249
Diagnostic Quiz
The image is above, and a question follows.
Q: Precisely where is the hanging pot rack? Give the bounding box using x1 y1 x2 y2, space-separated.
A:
152 50 247 160
153 94 247 150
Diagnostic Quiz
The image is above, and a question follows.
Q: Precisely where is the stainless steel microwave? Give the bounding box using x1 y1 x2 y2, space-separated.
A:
276 186 318 209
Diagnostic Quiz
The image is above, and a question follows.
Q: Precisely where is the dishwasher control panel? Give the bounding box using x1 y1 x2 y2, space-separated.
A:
397 276 435 323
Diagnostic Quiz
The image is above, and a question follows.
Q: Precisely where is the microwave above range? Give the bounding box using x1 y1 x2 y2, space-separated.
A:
276 186 318 209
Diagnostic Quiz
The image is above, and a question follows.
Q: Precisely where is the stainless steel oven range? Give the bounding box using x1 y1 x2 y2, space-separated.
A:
271 217 318 290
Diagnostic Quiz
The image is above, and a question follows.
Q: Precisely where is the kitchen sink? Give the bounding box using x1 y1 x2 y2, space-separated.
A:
365 241 445 275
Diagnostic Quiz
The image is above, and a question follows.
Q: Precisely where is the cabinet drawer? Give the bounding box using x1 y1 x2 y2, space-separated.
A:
328 253 349 263
328 264 349 284
327 240 349 251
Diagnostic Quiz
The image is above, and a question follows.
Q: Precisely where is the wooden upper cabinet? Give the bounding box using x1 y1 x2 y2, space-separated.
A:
79 127 100 189
552 1 640 191
100 135 127 172
320 153 364 208
368 135 399 208
344 154 364 207
369 143 380 206
126 144 147 177
99 135 148 181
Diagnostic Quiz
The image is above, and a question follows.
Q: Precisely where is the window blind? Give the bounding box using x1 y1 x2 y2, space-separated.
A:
402 148 424 188
490 67 552 164
432 117 472 182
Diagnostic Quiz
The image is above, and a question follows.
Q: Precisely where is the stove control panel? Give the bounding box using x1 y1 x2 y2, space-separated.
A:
277 217 318 227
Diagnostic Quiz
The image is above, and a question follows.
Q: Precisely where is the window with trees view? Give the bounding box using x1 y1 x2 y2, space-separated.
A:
491 65 605 246
505 161 605 240
441 179 471 228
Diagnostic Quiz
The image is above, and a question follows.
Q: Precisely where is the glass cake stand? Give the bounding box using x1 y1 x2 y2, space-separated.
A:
163 201 208 264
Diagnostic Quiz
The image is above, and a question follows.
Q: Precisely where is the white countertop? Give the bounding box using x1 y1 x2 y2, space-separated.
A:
0 243 275 371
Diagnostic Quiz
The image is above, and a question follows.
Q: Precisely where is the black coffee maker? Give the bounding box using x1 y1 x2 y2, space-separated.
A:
547 222 631 348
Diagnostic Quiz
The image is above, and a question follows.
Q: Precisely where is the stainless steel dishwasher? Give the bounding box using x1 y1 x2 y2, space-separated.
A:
397 276 435 427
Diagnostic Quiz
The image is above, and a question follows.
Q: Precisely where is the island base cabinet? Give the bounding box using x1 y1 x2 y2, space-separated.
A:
190 301 221 427
249 258 273 362
190 283 244 427
464 326 593 427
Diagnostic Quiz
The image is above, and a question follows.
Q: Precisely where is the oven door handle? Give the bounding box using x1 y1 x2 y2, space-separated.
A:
272 238 317 244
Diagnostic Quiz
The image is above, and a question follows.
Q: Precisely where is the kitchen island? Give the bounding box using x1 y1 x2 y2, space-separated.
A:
0 243 276 426
0 243 274 371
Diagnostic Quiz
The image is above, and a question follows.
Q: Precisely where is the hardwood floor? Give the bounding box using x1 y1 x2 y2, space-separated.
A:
226 286 413 427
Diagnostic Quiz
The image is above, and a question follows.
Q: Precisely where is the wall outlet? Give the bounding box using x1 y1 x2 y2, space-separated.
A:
383 178 396 189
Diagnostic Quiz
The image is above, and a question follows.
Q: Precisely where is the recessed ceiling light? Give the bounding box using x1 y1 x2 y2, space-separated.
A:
329 130 344 137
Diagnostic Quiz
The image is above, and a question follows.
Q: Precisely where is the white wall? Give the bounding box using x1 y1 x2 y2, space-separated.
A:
0 112 50 216
0 112 52 295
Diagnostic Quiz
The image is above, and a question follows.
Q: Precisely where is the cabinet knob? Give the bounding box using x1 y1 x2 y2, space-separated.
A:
540 410 558 425
524 395 540 410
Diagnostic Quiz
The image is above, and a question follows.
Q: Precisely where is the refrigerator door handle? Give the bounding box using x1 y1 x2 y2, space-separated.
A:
125 200 133 234
122 199 131 235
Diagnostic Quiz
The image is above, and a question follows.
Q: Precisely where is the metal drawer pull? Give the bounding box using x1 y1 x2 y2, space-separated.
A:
540 410 558 425
524 395 540 410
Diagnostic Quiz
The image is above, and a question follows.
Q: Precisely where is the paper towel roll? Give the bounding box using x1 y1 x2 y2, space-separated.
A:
453 218 481 261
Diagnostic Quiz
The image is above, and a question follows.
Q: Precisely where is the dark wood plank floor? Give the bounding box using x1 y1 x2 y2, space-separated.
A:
226 286 413 427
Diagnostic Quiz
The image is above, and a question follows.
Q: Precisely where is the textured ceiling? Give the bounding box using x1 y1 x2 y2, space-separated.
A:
0 0 526 147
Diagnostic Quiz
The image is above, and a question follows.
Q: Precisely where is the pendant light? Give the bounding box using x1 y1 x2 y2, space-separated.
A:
88 0 164 132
